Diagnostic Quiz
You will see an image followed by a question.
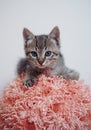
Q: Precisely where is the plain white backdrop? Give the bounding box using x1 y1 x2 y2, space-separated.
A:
0 0 91 90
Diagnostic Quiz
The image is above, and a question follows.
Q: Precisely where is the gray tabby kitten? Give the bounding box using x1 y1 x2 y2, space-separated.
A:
17 26 79 87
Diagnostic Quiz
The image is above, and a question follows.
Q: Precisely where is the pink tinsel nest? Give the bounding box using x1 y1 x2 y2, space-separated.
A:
0 74 91 130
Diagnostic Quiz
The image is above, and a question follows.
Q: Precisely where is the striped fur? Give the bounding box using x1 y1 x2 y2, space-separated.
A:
17 26 79 87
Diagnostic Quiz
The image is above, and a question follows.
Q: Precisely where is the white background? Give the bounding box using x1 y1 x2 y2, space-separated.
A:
0 0 91 90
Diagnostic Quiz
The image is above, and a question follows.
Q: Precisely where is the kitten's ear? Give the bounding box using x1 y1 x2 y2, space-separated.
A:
23 28 34 44
49 26 60 43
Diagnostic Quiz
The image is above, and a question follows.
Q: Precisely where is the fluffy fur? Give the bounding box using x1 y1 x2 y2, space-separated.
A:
17 26 79 87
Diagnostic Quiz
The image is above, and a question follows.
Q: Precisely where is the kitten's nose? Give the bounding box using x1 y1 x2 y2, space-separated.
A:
38 58 44 65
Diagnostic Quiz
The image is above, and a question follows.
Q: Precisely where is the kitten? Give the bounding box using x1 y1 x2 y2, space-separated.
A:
17 26 79 87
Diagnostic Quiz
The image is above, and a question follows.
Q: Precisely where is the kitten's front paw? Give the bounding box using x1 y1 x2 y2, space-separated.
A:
23 78 36 87
68 70 79 80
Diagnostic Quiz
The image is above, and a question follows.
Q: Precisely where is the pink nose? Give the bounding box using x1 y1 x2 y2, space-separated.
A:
38 58 44 65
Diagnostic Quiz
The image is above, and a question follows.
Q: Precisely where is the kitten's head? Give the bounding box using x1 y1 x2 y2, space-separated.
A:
23 26 61 68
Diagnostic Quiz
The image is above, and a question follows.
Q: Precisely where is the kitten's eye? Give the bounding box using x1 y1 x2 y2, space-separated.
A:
45 51 52 57
30 51 37 57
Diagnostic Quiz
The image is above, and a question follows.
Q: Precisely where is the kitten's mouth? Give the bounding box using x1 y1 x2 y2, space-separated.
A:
35 63 46 69
38 65 46 69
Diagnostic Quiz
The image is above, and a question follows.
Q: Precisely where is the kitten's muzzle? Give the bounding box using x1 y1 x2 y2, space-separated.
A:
38 58 44 65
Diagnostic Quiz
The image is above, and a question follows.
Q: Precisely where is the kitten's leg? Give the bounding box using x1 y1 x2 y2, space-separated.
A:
61 67 79 80
23 73 37 87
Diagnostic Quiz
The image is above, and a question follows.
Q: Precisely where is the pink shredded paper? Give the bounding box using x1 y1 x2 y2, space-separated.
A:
0 74 91 130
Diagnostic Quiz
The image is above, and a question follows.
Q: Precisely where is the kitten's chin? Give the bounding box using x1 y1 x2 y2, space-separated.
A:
35 61 54 69
37 65 46 69
35 63 48 69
